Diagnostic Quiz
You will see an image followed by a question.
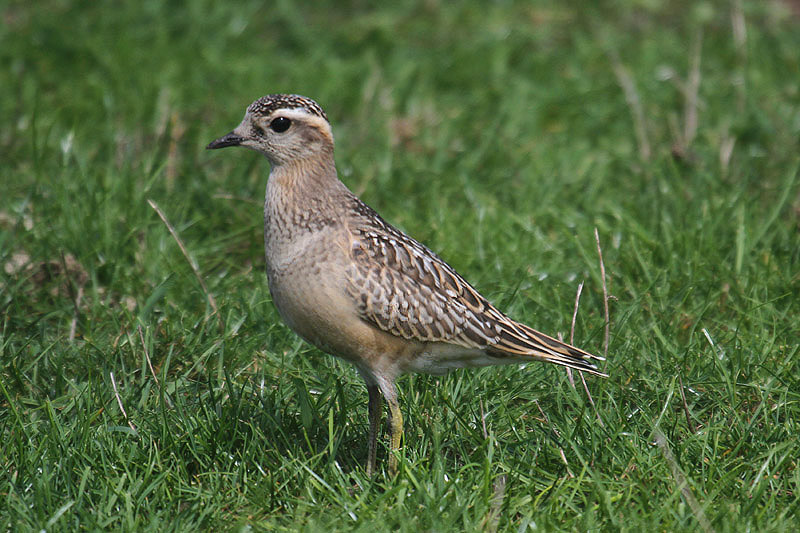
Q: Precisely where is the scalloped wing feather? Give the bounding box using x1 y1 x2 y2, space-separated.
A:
344 200 606 376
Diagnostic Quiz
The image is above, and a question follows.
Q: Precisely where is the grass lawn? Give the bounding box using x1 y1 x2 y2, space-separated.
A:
2 0 799 530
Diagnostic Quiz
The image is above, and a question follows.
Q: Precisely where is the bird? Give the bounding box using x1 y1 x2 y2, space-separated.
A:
207 94 607 476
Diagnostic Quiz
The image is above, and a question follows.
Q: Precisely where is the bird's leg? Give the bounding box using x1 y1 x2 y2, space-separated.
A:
387 397 403 475
366 384 381 477
378 379 403 476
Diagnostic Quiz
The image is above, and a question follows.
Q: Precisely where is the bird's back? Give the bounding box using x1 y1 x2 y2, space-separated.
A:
341 194 606 376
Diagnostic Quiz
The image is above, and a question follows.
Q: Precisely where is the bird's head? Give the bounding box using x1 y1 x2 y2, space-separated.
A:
207 94 333 166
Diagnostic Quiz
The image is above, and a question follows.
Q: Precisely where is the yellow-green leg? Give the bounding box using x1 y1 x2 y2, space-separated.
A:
386 396 403 476
363 374 403 476
375 378 402 476
366 384 381 477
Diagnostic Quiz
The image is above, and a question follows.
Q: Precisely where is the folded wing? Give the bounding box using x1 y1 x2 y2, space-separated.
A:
344 200 606 376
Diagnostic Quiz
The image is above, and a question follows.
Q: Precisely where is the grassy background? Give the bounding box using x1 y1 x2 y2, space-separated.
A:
2 0 799 530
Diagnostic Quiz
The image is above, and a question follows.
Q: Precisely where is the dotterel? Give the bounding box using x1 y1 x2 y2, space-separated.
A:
207 94 607 475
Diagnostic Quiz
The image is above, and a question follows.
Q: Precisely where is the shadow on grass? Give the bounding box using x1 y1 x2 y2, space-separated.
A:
147 372 372 492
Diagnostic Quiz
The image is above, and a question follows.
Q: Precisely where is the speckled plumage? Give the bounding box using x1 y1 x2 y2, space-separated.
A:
247 94 328 122
343 199 603 372
208 94 607 476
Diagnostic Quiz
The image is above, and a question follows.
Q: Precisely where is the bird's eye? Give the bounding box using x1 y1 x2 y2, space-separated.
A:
270 117 291 133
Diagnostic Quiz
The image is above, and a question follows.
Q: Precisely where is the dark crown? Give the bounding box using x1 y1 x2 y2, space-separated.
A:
246 94 328 122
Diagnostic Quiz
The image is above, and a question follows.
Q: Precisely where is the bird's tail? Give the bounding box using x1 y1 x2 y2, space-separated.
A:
485 317 607 377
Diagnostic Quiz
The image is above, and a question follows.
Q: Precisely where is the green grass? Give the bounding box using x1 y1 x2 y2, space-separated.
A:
2 0 800 530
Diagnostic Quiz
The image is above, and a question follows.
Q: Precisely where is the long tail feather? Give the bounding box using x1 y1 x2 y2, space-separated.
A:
486 318 608 377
